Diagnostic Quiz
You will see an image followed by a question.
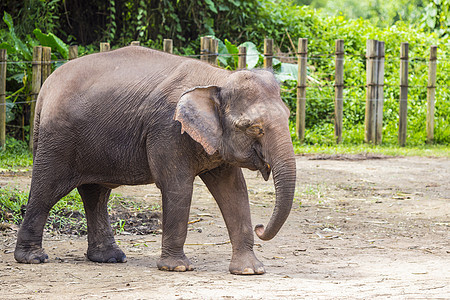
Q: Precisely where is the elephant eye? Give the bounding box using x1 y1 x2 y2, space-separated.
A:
235 118 264 138
246 124 264 138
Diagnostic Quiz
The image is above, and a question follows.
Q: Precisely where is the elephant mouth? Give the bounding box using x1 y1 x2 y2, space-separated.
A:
253 143 271 181
259 163 271 181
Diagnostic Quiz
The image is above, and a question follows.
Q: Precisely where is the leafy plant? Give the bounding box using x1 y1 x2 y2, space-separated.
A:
0 187 86 233
421 0 450 37
0 11 69 141
0 138 33 169
1 1 449 147
33 28 68 59
0 12 32 61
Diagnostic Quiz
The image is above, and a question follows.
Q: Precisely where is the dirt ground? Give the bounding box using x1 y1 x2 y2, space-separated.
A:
0 155 449 299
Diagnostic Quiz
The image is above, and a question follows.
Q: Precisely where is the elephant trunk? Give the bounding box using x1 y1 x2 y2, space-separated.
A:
255 126 296 241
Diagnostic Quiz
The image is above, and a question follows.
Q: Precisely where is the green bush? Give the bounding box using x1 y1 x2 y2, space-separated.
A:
0 137 33 169
245 1 450 146
0 1 449 146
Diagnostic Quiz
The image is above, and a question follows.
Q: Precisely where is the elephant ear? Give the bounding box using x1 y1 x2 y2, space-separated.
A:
174 86 222 155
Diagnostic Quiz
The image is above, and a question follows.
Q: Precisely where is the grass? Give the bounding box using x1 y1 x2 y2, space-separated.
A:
0 187 29 224
0 187 87 233
293 143 450 157
0 186 131 235
0 184 160 235
0 138 33 170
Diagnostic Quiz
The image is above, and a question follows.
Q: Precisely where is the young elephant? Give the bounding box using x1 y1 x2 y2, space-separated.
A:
14 46 296 275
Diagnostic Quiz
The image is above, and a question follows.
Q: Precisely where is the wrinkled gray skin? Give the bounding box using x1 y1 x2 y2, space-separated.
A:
14 46 296 275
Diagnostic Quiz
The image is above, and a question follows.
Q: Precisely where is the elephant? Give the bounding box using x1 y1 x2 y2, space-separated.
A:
14 46 296 275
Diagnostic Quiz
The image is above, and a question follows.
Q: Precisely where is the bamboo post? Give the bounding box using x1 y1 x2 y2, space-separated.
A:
365 39 378 143
238 46 247 69
41 47 52 85
69 45 78 60
426 46 438 143
130 41 140 46
163 39 173 53
0 49 6 149
398 42 409 147
209 38 218 66
264 38 273 69
334 39 344 144
375 41 385 144
29 46 43 152
296 38 308 142
200 36 211 63
100 42 110 52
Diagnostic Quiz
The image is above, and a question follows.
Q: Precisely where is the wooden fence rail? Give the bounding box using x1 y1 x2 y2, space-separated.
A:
0 38 443 151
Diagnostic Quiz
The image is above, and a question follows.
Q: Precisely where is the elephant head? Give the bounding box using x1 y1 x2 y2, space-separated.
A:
174 69 296 240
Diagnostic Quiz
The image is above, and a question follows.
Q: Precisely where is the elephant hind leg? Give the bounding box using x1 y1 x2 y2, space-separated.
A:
14 170 77 264
78 184 126 263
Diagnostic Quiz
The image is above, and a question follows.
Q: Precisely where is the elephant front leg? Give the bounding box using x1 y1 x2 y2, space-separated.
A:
157 183 195 272
201 164 265 275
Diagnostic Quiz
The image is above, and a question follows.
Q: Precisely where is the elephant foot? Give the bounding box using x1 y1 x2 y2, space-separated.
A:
87 244 127 263
157 254 194 272
14 246 49 264
229 251 265 275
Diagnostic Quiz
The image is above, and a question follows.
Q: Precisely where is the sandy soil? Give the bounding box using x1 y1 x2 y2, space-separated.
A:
0 155 449 299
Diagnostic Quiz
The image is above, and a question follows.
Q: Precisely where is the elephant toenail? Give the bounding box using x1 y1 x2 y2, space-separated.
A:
174 265 187 272
242 268 255 275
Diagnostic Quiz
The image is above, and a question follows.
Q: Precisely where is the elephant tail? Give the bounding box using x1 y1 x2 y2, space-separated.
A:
32 111 40 160
31 93 44 160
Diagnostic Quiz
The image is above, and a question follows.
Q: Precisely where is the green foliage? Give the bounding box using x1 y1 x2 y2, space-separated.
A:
421 0 450 37
0 187 85 229
33 28 68 59
244 1 450 146
46 189 87 234
0 1 449 147
219 38 239 68
0 186 158 236
0 187 28 224
0 11 69 141
0 137 33 170
292 139 450 157
306 0 427 29
107 0 117 42
1 12 33 61
1 12 35 141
